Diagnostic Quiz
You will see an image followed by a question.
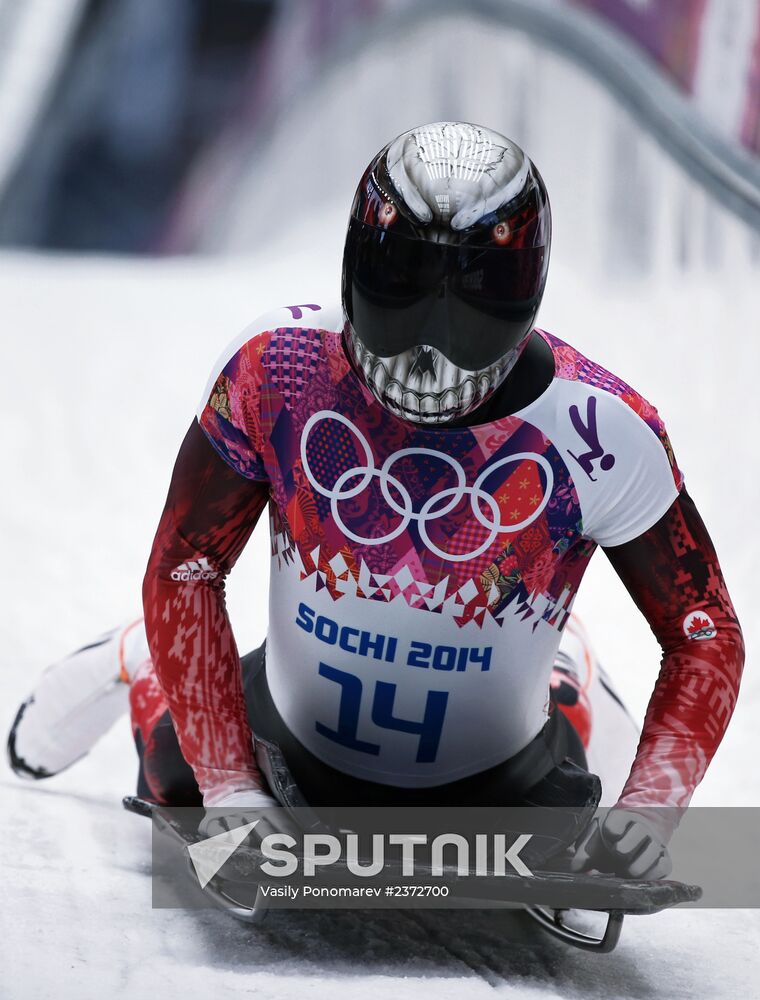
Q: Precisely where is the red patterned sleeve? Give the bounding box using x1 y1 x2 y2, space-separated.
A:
604 490 744 838
142 420 269 804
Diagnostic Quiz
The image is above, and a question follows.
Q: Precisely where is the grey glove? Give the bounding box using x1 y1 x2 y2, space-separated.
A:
199 788 301 843
570 808 672 879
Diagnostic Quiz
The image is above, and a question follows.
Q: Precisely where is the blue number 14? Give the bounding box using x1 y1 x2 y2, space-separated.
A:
315 662 448 764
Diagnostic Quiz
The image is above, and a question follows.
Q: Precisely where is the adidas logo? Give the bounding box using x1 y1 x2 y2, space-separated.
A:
170 558 219 582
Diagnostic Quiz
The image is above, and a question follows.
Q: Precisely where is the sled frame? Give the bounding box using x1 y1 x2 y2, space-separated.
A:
525 904 624 952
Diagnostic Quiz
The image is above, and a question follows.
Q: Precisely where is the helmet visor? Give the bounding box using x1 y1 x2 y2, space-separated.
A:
343 219 549 370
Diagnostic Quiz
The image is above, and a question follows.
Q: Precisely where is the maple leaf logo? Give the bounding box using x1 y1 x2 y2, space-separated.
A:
683 611 716 640
687 615 711 635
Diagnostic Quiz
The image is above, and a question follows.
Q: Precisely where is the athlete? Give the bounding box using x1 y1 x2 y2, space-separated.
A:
8 122 744 879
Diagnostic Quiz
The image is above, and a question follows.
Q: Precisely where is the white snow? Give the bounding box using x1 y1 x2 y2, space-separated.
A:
3 13 760 998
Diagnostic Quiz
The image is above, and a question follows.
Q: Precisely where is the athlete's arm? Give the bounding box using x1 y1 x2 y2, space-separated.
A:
142 419 269 804
603 488 744 837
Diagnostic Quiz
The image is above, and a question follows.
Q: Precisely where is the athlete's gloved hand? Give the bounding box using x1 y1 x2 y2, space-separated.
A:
199 788 301 843
570 808 672 879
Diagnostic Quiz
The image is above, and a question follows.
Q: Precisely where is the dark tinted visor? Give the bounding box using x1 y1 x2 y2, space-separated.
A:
343 219 548 369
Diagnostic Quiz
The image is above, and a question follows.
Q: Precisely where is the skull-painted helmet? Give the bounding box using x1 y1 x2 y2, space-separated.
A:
342 121 551 425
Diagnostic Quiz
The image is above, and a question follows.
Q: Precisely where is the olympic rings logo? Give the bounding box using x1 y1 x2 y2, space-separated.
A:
300 411 554 563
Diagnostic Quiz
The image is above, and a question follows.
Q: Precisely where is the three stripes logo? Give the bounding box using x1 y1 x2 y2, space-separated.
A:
170 558 219 582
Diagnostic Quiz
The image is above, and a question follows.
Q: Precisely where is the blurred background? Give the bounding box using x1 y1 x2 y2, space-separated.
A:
3 3 760 995
2 0 760 253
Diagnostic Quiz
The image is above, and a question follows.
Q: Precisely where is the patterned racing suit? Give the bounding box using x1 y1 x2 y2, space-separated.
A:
142 304 744 835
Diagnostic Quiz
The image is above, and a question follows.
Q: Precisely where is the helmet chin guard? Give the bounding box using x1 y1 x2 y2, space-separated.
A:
342 121 551 425
345 323 527 425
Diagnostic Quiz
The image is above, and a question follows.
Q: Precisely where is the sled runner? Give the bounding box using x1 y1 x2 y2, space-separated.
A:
123 795 701 952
